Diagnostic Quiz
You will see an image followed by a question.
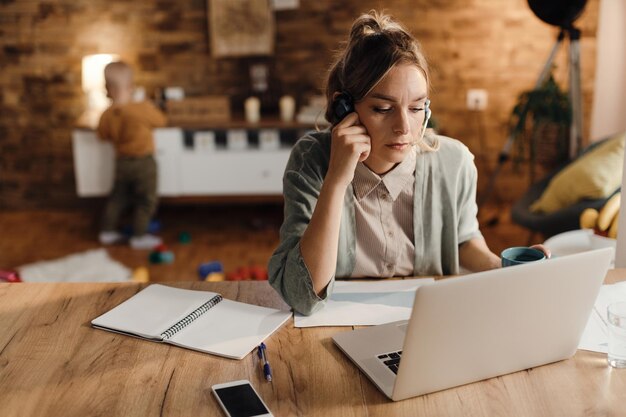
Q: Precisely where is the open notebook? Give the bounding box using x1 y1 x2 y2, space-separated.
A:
91 284 292 359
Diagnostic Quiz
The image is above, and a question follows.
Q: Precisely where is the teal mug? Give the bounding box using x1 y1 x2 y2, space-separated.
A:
501 247 546 267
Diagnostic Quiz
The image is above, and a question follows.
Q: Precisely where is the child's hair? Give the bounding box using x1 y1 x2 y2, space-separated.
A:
324 11 437 151
104 61 133 87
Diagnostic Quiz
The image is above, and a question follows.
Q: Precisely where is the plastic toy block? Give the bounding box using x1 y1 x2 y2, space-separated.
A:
0 270 22 283
131 267 150 283
123 219 162 237
250 266 268 280
178 231 191 244
226 271 244 281
205 272 226 282
149 251 174 264
198 261 224 280
154 243 168 253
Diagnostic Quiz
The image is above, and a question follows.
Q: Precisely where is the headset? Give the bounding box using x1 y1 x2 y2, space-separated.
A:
331 92 431 141
421 99 431 140
331 91 355 123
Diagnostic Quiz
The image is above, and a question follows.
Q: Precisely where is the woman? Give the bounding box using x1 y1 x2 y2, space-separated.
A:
269 11 546 315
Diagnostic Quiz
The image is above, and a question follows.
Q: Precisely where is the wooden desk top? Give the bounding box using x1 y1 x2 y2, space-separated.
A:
2 271 626 417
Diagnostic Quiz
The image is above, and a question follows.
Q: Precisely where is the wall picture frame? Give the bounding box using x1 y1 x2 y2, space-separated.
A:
208 0 275 57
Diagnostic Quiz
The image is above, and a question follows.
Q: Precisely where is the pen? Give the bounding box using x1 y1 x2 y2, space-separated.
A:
257 342 272 382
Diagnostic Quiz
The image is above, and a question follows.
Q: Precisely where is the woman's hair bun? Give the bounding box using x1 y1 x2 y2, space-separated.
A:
348 10 401 43
351 16 381 39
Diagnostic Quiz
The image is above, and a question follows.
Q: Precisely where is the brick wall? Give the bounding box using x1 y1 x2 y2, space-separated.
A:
0 0 598 208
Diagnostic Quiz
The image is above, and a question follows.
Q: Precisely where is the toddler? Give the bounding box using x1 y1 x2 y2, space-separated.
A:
97 61 167 249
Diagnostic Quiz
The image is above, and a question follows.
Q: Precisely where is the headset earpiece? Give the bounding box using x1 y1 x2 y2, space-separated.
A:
419 99 432 143
332 92 355 124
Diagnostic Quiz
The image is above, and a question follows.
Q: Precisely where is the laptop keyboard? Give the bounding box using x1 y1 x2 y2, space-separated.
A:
377 350 402 374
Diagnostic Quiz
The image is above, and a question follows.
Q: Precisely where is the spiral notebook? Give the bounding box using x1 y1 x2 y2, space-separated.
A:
91 284 292 359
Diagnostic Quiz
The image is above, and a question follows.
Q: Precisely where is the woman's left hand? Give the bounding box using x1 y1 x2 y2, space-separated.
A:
530 244 551 259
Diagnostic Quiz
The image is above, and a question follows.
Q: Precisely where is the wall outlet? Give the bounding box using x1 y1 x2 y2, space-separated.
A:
466 89 488 111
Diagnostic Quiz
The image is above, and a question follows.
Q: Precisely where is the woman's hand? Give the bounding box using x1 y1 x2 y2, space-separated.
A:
326 113 371 188
298 113 370 295
530 244 552 259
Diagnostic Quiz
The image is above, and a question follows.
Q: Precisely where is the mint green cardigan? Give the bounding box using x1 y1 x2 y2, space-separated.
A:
268 130 482 315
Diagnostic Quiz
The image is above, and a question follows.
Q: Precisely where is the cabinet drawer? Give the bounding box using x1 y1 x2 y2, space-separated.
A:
180 150 290 195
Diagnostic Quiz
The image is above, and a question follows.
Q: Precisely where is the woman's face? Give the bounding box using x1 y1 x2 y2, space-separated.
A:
354 63 428 175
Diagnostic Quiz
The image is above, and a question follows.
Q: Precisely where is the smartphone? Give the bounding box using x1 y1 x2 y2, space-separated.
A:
212 380 273 417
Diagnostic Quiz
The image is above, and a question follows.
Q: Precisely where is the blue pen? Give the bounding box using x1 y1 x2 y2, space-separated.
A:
257 342 272 382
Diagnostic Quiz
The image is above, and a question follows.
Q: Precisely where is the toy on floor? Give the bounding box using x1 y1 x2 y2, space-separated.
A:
198 261 225 282
0 270 22 283
226 265 268 281
178 231 191 244
149 243 174 264
122 219 162 237
131 267 150 283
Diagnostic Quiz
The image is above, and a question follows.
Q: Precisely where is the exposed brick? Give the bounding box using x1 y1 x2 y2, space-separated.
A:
37 2 56 21
159 42 194 55
3 44 35 59
0 0 599 209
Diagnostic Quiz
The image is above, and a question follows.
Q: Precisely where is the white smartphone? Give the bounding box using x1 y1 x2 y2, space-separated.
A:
211 380 273 417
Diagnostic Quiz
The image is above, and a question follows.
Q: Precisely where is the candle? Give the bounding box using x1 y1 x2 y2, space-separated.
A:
279 95 296 122
245 96 261 123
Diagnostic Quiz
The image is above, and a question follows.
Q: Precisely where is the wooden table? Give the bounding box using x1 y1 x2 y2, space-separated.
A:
2 271 626 417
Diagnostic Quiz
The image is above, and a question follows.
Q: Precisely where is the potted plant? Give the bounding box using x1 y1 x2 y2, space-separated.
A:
510 72 572 183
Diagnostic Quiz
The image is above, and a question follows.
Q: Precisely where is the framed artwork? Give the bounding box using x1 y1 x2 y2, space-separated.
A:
208 0 275 57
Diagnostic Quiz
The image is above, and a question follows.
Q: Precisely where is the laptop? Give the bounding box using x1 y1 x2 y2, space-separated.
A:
332 247 614 401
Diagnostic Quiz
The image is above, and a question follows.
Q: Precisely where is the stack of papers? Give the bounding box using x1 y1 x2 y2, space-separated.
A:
579 281 626 353
294 278 434 328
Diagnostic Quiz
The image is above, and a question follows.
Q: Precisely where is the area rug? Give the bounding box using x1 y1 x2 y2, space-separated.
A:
18 249 131 282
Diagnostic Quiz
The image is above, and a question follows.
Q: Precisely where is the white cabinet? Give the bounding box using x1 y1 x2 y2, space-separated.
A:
72 130 115 197
154 128 184 196
180 150 290 195
72 128 293 198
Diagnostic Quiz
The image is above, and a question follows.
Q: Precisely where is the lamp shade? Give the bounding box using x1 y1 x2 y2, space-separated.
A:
527 0 587 28
81 54 119 93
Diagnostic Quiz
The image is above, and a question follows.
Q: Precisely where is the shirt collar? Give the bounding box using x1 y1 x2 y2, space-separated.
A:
352 147 416 201
353 161 382 201
383 147 416 200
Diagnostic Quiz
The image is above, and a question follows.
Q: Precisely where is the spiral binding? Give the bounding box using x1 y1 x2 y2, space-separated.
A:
160 294 223 340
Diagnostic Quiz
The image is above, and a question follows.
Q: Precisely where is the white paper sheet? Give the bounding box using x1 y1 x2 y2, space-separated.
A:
578 281 626 353
294 278 434 328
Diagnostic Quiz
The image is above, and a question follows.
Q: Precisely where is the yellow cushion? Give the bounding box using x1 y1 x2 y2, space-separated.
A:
530 132 625 213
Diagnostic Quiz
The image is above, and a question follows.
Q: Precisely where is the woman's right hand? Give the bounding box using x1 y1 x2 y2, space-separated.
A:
327 112 371 188
300 112 370 296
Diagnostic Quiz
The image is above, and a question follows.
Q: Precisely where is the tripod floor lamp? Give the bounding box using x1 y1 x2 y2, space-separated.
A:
479 0 588 209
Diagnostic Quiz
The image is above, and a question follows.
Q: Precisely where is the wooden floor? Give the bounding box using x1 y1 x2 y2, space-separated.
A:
0 203 534 282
